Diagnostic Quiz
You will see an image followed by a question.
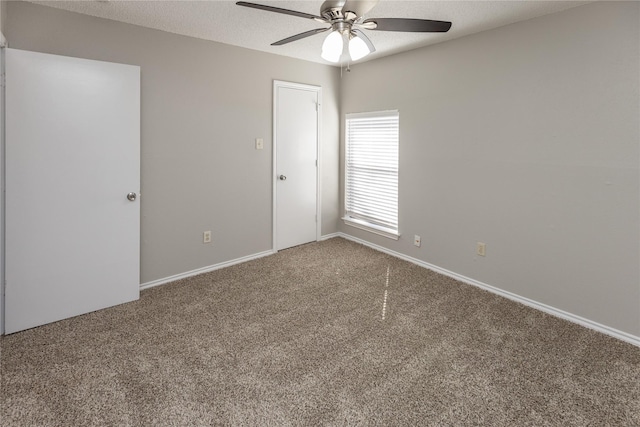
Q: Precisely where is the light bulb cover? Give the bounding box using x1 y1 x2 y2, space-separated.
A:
348 35 371 61
321 30 343 63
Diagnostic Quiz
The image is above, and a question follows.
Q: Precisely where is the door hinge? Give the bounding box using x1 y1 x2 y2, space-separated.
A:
315 159 318 167
1 74 5 88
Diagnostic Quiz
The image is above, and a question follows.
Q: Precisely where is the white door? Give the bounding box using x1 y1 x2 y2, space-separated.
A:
4 48 140 334
274 81 320 251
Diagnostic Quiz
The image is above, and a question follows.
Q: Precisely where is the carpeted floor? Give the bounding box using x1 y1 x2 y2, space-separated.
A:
1 237 639 426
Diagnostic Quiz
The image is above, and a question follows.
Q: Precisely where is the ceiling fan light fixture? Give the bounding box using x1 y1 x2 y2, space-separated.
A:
321 30 343 63
348 34 371 61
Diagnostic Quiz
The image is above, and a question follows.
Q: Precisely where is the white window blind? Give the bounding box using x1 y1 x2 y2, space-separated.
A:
344 110 399 238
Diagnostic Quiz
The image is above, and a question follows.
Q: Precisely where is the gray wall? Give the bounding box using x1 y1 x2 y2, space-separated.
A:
341 1 640 336
6 1 340 284
0 1 5 35
0 0 5 334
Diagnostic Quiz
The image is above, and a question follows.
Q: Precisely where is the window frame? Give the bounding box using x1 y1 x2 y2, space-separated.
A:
343 110 400 240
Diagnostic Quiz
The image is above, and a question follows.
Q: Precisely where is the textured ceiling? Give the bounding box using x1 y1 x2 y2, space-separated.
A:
29 0 591 66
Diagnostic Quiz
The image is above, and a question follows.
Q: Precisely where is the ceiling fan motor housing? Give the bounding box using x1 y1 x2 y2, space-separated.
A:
321 1 347 21
321 6 347 21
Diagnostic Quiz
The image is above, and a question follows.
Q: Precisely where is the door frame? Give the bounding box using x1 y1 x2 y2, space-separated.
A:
0 41 6 335
272 80 322 252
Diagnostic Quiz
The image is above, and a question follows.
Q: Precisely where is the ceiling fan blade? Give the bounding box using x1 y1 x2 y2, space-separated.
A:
363 18 452 32
342 0 379 18
236 2 325 21
271 28 331 46
351 28 376 53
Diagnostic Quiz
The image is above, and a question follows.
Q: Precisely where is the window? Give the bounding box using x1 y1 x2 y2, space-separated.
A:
344 110 399 239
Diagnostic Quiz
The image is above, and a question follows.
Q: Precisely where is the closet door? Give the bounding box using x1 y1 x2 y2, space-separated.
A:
274 81 320 250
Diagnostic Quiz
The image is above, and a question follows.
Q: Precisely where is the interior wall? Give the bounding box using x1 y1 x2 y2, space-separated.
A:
0 1 5 36
5 1 341 284
340 1 640 337
0 0 6 334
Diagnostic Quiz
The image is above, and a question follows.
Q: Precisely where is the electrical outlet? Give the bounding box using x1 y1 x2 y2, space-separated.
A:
203 231 212 244
255 138 264 150
477 242 486 257
414 235 421 247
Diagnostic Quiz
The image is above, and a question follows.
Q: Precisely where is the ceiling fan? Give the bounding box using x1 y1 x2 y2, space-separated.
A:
236 0 452 63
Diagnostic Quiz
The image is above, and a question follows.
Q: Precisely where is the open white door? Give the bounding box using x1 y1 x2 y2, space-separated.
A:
4 48 140 333
274 81 321 251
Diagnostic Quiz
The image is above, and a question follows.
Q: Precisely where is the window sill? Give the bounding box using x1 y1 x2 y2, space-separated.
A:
342 217 400 240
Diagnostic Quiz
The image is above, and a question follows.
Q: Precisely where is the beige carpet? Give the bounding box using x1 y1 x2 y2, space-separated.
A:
1 237 639 426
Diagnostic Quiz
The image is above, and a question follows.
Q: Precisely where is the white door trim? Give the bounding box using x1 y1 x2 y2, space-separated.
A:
272 80 322 252
0 45 5 335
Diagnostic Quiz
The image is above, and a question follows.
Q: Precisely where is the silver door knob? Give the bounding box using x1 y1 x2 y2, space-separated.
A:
279 175 287 181
127 192 137 201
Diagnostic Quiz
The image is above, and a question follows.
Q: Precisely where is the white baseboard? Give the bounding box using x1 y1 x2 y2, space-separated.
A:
338 233 640 348
140 249 276 291
141 235 340 292
319 232 340 241
138 233 639 347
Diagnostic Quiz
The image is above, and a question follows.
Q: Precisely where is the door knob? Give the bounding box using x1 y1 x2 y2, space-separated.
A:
279 175 287 181
126 192 137 201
